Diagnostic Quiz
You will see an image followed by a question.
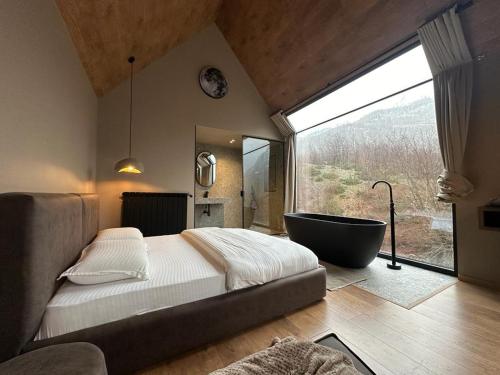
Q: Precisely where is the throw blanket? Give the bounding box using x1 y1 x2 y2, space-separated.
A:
210 337 361 375
181 228 318 291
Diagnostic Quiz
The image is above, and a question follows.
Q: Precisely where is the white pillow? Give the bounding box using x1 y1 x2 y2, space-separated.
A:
95 227 143 241
59 238 150 285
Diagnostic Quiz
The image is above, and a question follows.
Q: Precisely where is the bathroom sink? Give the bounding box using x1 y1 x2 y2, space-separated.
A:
195 197 230 205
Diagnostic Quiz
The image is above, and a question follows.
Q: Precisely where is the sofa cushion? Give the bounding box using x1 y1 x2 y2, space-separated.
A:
0 343 107 375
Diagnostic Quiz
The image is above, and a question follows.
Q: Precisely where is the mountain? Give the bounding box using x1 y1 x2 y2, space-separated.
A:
297 97 439 163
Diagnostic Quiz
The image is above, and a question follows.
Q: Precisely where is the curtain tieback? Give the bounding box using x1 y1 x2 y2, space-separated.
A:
437 169 473 203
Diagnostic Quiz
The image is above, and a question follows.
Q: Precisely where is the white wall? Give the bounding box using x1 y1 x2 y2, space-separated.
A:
97 24 281 229
457 51 500 288
0 0 97 193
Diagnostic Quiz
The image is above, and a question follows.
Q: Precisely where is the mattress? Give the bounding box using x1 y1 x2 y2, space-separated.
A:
36 234 226 340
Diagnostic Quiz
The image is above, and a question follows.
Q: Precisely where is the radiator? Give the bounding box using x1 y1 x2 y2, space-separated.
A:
121 192 189 236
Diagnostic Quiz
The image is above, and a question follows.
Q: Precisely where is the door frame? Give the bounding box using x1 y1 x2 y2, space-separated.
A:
241 135 286 233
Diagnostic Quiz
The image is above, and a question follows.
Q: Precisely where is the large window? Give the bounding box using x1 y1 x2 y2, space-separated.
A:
289 45 455 271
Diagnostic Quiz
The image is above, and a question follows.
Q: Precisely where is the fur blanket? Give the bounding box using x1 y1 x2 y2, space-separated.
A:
210 337 361 375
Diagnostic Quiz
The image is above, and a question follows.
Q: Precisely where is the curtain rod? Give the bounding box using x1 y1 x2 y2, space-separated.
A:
422 0 473 26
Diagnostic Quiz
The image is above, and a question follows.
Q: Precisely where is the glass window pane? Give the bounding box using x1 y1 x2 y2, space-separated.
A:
243 138 285 235
296 80 454 269
288 46 432 132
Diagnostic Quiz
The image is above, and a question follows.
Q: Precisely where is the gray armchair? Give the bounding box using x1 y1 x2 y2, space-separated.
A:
0 343 107 375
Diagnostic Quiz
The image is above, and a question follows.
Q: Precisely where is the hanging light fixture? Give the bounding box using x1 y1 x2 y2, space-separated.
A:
114 56 144 174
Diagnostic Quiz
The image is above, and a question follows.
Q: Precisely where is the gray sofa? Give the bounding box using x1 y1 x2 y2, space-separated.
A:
0 343 107 375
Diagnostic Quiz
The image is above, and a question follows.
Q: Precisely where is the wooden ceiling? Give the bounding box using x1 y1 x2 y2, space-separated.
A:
216 0 499 112
57 0 499 109
56 0 223 96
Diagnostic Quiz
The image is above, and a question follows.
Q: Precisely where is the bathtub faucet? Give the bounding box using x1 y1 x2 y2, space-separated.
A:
372 180 401 270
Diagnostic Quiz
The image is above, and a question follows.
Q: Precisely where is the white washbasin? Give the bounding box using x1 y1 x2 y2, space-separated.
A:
195 197 230 205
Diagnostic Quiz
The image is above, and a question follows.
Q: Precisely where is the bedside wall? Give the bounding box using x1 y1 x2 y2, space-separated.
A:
97 24 281 229
0 0 97 194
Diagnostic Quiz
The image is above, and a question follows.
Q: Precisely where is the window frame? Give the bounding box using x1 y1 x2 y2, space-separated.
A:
285 35 421 119
289 36 458 276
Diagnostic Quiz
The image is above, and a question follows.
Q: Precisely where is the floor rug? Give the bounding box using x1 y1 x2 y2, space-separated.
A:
316 333 374 375
321 261 368 290
323 257 457 309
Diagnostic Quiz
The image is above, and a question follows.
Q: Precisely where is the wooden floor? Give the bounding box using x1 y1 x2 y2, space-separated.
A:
139 282 500 375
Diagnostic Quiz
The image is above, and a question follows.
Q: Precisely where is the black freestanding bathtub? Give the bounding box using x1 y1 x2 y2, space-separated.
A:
284 213 387 268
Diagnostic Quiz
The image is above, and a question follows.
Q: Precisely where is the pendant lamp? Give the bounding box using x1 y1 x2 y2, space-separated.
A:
114 56 144 174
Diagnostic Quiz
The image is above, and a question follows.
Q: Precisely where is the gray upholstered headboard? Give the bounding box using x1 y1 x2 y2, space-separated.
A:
0 193 99 361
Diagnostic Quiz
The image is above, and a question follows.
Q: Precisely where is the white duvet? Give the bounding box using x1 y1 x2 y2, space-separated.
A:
37 229 318 340
181 227 319 291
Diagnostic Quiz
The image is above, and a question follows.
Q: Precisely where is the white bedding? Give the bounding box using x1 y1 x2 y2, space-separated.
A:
181 227 319 290
59 238 150 285
37 228 319 340
36 234 226 340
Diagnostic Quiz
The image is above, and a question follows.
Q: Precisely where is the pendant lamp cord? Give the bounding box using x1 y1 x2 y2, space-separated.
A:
128 56 135 157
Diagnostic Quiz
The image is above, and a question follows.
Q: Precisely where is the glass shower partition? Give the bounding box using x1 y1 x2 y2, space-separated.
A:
242 137 285 235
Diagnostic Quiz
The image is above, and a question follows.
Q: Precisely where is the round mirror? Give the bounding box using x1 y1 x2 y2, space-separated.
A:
196 151 216 187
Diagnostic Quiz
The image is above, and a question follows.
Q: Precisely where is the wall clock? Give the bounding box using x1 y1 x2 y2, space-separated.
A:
199 66 228 99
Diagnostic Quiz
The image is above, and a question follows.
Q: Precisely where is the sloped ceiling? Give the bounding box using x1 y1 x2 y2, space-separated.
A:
56 0 223 96
216 0 499 112
57 0 499 110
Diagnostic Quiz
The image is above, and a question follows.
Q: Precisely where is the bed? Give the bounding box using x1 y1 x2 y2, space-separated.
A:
0 193 326 374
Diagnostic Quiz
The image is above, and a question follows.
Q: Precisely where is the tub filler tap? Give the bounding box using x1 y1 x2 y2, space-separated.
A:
372 180 401 270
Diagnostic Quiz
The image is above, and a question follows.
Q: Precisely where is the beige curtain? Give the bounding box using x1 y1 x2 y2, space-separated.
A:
418 6 473 202
270 111 296 213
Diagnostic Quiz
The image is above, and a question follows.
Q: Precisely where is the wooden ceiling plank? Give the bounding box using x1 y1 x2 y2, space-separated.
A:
56 0 222 96
216 0 499 111
56 0 499 107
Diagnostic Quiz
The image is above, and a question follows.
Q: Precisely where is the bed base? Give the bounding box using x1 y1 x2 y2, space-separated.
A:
24 267 326 375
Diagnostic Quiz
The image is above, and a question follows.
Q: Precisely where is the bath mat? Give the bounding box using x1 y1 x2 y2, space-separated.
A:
324 257 457 309
320 261 368 290
354 257 457 308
